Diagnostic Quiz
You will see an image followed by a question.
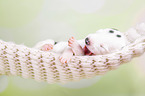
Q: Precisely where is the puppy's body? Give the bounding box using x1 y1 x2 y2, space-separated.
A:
34 28 129 63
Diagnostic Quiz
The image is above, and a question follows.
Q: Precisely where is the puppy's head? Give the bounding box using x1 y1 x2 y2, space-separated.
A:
84 28 129 55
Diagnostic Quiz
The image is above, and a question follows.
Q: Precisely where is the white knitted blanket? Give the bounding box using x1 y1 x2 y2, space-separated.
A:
0 23 145 83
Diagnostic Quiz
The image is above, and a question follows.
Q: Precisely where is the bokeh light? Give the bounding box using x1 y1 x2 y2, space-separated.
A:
59 76 101 89
99 0 135 15
0 76 8 93
62 0 105 14
11 77 48 90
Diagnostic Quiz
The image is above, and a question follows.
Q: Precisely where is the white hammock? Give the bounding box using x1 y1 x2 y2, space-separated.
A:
0 23 145 84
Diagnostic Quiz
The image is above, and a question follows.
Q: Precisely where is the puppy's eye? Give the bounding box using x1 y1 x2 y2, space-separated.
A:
109 30 114 33
85 37 90 45
54 42 58 45
116 35 121 38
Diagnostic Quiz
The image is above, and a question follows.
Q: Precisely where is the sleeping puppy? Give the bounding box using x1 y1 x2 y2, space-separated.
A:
34 28 129 63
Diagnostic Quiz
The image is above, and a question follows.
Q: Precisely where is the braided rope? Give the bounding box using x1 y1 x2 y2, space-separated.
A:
0 23 145 83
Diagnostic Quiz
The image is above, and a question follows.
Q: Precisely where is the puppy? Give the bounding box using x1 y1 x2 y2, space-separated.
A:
34 28 129 63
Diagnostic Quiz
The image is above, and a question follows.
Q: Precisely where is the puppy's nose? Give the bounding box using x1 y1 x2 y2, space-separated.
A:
85 37 90 45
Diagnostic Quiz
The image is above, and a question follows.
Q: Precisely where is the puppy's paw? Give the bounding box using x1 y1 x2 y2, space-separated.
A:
41 44 53 51
68 37 76 48
59 55 71 64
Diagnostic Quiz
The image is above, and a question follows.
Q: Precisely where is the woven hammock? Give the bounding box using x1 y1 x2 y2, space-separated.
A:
0 23 145 84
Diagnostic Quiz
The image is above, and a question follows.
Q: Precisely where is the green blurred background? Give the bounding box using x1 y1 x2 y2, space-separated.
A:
0 0 145 96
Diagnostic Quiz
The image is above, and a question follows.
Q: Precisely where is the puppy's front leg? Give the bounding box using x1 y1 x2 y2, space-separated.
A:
59 47 73 63
34 39 55 51
68 37 84 56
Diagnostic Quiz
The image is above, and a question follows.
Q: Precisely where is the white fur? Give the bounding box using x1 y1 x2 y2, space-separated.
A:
34 28 129 63
85 28 129 55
